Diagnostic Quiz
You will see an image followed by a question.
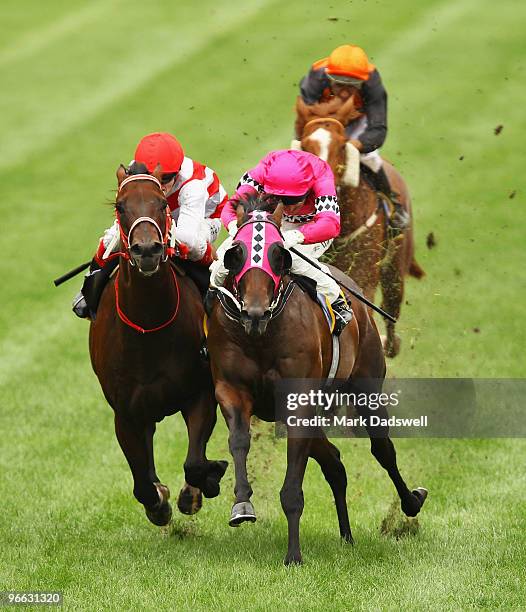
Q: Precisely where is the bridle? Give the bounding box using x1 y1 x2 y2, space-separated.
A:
218 215 294 326
112 173 180 334
115 174 176 265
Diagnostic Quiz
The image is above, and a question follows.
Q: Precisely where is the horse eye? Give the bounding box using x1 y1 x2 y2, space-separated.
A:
115 202 125 214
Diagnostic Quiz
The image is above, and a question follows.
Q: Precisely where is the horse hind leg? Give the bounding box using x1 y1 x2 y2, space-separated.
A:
380 242 404 358
309 434 353 544
362 404 427 517
114 414 172 526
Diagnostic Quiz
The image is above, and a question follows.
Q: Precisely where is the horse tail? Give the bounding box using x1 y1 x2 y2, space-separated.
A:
409 258 425 279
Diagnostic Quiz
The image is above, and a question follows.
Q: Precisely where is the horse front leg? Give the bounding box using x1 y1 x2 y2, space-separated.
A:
181 388 228 506
114 413 172 526
216 382 255 527
280 434 311 565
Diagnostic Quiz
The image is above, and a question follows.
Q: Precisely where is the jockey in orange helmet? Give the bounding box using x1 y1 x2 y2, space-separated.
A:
73 132 227 318
298 44 409 230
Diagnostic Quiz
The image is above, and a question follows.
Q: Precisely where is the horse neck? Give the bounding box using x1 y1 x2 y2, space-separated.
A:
117 259 179 329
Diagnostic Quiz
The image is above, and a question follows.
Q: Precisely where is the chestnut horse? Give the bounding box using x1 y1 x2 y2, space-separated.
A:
207 195 427 564
89 164 227 526
294 97 424 358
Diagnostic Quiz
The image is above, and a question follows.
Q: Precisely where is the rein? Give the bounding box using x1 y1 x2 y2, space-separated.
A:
114 264 180 334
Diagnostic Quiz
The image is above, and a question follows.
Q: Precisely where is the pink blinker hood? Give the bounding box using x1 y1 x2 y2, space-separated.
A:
233 211 283 291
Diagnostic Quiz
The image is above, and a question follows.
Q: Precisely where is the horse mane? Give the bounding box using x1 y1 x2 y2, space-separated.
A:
236 193 278 216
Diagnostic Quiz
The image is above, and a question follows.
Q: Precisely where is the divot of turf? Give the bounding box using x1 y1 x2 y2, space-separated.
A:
380 499 420 539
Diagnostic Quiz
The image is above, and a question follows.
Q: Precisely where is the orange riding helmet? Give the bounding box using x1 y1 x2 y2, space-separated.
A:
134 132 185 174
317 44 375 82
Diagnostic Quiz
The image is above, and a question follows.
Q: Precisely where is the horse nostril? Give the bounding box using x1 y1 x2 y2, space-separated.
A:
130 242 163 258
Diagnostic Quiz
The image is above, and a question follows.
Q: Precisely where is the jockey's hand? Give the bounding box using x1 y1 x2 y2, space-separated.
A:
348 138 363 152
283 229 305 249
227 219 239 238
176 242 190 259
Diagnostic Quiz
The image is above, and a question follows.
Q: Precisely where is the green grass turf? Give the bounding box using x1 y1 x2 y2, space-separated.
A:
1 0 525 609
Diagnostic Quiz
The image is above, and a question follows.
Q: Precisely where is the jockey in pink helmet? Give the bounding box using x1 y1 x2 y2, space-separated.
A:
73 132 227 318
210 149 352 330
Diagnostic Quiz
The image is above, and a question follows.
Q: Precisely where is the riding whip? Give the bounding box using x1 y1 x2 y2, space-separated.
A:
53 261 91 287
289 247 397 323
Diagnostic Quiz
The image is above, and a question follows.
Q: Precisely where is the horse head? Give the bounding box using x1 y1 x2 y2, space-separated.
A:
223 196 291 336
115 162 173 275
293 96 361 187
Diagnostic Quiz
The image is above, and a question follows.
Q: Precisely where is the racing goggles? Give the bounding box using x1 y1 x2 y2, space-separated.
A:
280 194 308 206
327 73 364 88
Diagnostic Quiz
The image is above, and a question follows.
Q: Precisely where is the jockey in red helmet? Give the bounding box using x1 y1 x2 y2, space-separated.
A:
209 149 352 333
297 44 409 230
73 132 227 318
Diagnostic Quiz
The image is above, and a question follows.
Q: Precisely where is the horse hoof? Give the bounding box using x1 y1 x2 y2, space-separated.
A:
382 334 401 358
284 552 303 566
412 487 428 506
401 487 428 517
202 460 229 498
341 531 354 545
229 501 257 527
145 483 172 526
177 482 203 515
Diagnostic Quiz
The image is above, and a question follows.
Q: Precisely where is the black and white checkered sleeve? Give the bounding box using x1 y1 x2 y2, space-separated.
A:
314 195 340 215
236 172 263 192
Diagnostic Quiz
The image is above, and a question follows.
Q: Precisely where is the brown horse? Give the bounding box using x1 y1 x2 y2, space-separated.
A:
294 96 424 358
207 195 427 564
89 163 227 526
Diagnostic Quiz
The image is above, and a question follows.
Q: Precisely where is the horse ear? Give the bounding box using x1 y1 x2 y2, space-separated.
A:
116 164 127 185
152 163 163 181
235 204 246 227
267 242 292 275
270 202 284 227
224 242 248 275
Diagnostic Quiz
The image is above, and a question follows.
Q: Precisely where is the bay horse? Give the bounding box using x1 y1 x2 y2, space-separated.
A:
294 96 424 358
207 195 427 564
89 163 227 526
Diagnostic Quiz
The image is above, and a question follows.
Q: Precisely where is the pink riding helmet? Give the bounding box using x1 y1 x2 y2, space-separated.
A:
262 150 314 196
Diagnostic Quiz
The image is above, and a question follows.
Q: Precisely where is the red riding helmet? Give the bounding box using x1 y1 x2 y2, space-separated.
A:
134 132 185 174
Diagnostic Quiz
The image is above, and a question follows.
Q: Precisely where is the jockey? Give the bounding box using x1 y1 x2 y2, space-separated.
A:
298 44 410 230
73 132 227 318
209 149 353 333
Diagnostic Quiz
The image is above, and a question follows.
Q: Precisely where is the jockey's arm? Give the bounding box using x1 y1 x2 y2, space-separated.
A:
221 169 263 235
174 180 209 261
292 158 340 245
299 67 329 105
356 69 388 154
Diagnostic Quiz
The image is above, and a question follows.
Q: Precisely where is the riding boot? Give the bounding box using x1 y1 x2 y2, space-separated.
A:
72 258 118 320
203 287 219 317
332 294 353 336
373 167 410 232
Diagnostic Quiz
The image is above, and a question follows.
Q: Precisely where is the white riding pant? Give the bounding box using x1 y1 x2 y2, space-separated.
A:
346 116 383 173
210 220 341 302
